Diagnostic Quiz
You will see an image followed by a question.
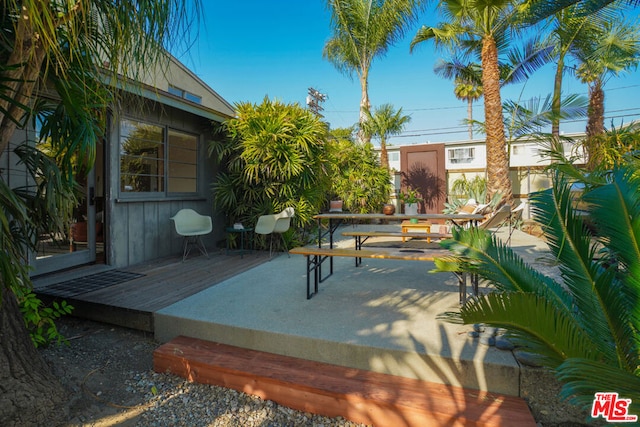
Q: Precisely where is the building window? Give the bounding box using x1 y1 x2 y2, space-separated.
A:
120 119 198 194
168 129 197 192
168 84 202 104
448 147 475 164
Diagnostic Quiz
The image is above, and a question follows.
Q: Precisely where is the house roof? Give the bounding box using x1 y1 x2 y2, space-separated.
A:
105 52 235 123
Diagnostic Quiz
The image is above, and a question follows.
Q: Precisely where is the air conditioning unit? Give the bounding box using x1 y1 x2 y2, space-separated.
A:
448 147 475 163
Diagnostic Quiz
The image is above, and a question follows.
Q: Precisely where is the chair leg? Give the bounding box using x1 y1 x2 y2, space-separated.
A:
196 235 209 258
181 237 190 262
181 235 209 262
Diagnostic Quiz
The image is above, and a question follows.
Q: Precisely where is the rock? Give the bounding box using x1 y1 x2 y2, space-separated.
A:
495 337 515 351
514 350 542 367
467 331 479 338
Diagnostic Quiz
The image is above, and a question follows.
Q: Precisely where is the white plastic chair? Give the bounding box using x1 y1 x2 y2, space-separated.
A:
274 207 295 256
170 209 212 261
255 207 294 258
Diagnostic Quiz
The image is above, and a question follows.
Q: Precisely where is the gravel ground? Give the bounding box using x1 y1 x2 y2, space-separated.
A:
39 316 595 427
40 317 368 427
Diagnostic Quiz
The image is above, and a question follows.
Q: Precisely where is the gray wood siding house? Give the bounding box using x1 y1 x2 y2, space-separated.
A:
2 54 235 276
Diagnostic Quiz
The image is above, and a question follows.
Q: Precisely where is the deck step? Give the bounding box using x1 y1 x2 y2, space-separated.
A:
153 336 536 427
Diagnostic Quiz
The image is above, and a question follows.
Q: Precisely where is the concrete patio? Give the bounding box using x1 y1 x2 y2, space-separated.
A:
154 226 556 397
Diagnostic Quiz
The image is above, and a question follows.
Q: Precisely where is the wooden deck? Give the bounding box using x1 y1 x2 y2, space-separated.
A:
34 251 270 332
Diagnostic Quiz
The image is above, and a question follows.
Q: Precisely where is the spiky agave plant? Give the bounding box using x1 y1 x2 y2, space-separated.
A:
434 166 640 414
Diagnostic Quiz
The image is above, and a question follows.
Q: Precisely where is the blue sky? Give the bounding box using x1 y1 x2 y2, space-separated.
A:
175 1 640 145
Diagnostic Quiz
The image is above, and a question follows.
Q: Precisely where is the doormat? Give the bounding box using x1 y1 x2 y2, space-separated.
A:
38 270 144 299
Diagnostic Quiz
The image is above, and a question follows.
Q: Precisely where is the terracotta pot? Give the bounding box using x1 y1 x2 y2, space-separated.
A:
383 204 395 215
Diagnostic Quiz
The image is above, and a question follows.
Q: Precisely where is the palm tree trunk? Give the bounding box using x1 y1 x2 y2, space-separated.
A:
467 98 473 140
586 79 605 138
0 290 68 425
481 35 512 206
585 78 605 170
358 70 372 145
551 52 565 139
379 137 389 169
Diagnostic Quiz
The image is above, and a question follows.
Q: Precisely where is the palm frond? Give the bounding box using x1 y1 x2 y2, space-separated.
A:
520 0 617 24
556 358 640 414
437 227 574 309
531 177 624 358
452 292 603 368
501 37 554 85
582 167 640 370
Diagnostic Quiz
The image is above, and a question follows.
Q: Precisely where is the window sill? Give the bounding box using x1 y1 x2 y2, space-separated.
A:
115 196 207 203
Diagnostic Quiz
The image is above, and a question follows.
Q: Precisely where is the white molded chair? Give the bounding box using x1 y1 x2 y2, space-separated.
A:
170 209 212 261
255 207 295 258
274 207 295 256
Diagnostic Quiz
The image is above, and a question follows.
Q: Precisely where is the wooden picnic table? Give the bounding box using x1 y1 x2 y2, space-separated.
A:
289 212 485 300
313 212 484 277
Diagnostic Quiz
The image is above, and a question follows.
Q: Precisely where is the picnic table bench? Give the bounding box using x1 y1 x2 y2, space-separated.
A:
341 230 453 254
288 246 477 302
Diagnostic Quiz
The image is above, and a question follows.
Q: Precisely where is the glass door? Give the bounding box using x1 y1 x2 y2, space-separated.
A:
32 139 105 276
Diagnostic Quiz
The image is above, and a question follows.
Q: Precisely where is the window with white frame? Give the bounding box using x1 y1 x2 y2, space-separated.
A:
448 147 475 163
120 119 198 194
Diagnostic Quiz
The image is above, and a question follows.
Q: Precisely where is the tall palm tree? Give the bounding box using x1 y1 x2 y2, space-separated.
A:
411 0 516 206
434 59 484 140
361 103 411 169
574 18 640 169
521 2 611 139
323 0 425 144
0 2 201 424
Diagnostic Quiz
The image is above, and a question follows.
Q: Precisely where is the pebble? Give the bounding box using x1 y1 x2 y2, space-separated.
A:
125 372 369 426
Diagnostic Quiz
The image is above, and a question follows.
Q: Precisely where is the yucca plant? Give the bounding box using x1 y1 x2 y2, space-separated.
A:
435 165 640 415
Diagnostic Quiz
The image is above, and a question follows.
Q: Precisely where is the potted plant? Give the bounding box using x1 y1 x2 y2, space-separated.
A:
400 188 421 216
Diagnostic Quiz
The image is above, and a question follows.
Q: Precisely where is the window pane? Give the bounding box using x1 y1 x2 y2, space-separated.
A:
184 92 202 104
168 129 197 193
120 120 164 193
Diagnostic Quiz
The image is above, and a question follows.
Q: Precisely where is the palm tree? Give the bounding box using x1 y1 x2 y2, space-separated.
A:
521 1 616 139
574 18 640 169
435 162 640 415
323 0 425 144
411 0 515 206
361 103 411 169
0 2 201 424
434 59 484 140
